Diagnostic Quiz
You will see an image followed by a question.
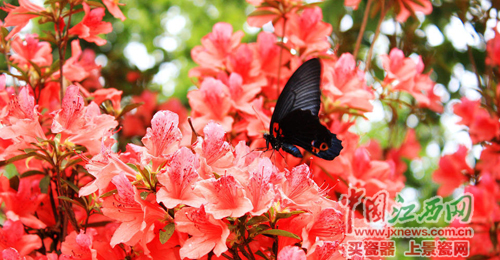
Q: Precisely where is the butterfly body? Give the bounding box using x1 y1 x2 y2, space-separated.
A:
264 58 343 160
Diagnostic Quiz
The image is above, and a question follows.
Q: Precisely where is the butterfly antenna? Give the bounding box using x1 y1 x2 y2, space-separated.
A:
252 105 267 132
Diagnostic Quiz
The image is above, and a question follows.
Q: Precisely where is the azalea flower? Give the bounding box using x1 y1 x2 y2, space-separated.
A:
102 0 126 21
2 0 45 39
175 205 230 259
432 145 472 197
68 3 113 46
10 34 52 68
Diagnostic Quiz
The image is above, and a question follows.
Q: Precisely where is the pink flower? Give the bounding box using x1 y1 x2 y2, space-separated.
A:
142 110 182 158
301 207 345 250
225 73 262 114
277 245 306 260
102 0 126 21
0 220 42 256
2 248 25 260
175 205 230 258
51 85 118 154
394 0 433 23
51 85 85 133
381 48 417 89
79 136 137 196
68 3 113 46
255 32 292 79
306 241 342 260
2 0 45 40
227 44 266 87
10 34 52 68
323 53 374 113
286 7 332 56
195 175 253 219
280 164 323 209
101 174 165 247
188 78 234 132
60 230 97 260
193 122 234 177
190 22 244 74
156 147 204 208
0 87 46 159
432 145 472 197
245 157 277 215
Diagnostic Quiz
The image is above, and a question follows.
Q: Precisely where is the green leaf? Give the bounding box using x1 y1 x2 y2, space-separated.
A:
100 189 118 198
247 216 269 226
255 251 269 260
259 229 300 239
39 175 51 194
4 164 19 179
86 1 105 8
61 178 80 193
159 223 175 244
117 102 144 118
0 152 38 167
140 191 149 200
58 196 86 209
276 211 305 220
20 170 46 178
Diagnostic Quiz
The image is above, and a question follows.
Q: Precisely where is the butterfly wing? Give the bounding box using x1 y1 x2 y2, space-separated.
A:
278 109 343 160
270 58 322 126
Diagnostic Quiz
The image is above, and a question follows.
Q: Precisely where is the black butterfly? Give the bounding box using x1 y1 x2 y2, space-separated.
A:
264 58 343 160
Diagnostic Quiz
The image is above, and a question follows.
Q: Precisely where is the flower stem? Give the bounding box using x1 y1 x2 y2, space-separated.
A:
353 0 373 59
365 0 386 72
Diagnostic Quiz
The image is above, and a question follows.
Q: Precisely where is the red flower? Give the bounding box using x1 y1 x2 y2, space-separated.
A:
394 0 432 23
0 220 42 256
454 98 500 143
188 78 234 132
175 205 230 259
51 85 118 154
10 34 52 68
2 0 44 39
190 22 244 75
195 175 253 219
156 147 204 208
286 7 332 56
68 3 113 46
323 53 374 113
432 145 472 197
101 174 165 247
102 0 126 21
141 110 182 158
60 230 97 260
